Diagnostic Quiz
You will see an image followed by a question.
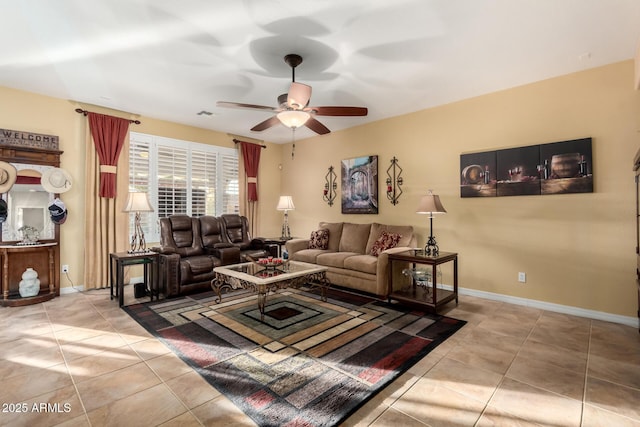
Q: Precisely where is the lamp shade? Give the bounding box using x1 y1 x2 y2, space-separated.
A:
276 196 295 211
123 192 154 213
277 110 310 128
416 191 447 215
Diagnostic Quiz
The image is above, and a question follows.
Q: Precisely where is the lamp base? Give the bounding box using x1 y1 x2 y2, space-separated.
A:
424 236 439 257
281 212 292 240
128 213 148 253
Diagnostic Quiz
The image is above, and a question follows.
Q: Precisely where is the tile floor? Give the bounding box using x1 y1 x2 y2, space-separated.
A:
1 287 639 427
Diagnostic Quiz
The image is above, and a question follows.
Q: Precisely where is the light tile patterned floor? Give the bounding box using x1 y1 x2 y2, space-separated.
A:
0 287 639 426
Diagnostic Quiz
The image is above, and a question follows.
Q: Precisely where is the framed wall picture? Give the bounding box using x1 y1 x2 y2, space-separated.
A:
341 155 378 214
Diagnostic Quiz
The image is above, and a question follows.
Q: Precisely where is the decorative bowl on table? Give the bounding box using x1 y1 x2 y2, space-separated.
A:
249 256 288 270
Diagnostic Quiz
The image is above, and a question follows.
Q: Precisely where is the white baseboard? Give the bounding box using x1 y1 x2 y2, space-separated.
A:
60 285 85 294
58 276 143 295
442 284 638 328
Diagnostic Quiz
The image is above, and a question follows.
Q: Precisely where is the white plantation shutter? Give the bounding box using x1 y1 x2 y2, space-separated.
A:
157 145 188 217
128 132 238 243
191 148 216 217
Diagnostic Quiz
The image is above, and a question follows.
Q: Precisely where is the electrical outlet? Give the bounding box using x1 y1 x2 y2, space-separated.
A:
62 264 69 273
518 272 526 283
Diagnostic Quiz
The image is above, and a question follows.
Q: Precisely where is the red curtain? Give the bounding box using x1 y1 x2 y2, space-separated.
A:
88 112 130 198
240 141 262 201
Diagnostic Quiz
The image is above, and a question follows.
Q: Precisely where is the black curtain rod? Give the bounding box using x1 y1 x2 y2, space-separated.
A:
75 108 141 125
233 139 266 149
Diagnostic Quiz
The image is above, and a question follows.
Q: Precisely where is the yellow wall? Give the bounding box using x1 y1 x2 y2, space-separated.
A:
283 60 640 318
1 60 638 318
0 87 284 288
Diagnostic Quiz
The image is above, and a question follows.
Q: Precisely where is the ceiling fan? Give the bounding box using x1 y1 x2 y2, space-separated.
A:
216 54 368 135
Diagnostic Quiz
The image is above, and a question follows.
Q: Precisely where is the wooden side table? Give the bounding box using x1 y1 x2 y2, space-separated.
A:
387 250 458 313
109 251 159 307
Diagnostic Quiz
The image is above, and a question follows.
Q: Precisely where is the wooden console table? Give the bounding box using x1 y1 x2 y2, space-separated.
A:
387 250 458 313
0 242 58 307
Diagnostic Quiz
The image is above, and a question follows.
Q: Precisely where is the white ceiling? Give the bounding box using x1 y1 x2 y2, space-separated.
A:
2 0 639 143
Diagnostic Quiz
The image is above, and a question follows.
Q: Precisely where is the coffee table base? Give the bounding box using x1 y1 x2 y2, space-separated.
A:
212 270 330 321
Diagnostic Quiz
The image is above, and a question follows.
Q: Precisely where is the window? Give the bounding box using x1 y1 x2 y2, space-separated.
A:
128 132 239 243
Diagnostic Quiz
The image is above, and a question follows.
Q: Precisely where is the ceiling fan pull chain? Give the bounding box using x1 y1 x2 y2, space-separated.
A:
291 128 296 160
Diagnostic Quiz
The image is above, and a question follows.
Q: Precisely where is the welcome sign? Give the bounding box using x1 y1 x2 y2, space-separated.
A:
0 128 59 150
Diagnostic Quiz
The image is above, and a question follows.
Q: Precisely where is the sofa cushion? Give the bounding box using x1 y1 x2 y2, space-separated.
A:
370 231 402 257
343 254 378 275
318 222 343 252
338 223 372 254
291 248 331 264
309 229 329 250
365 223 414 254
316 252 360 269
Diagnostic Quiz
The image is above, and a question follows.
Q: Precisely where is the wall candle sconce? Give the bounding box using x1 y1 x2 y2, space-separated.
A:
386 156 404 205
323 166 337 206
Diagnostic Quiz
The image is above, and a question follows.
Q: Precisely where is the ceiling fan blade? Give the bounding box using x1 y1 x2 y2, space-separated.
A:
307 106 368 116
251 116 281 132
287 82 311 109
305 117 331 135
216 101 278 112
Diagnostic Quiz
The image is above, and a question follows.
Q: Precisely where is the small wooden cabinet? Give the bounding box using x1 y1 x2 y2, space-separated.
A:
0 243 58 306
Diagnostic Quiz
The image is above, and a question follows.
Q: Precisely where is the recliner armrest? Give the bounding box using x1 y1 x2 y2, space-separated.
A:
212 246 241 265
250 237 266 248
153 246 177 255
213 242 235 249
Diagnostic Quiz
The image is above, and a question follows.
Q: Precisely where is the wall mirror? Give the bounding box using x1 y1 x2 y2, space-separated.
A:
2 164 55 242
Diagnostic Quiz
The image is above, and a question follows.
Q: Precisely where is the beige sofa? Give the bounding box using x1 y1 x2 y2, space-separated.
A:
285 222 417 297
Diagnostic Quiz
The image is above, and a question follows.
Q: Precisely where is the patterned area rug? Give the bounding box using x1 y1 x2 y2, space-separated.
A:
123 287 466 427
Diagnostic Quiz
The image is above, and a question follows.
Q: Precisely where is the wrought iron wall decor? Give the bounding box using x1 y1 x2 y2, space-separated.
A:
385 156 403 205
323 166 337 206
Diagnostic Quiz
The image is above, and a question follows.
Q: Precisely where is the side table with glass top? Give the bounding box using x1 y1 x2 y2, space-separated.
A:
387 250 458 313
109 251 160 307
262 237 292 258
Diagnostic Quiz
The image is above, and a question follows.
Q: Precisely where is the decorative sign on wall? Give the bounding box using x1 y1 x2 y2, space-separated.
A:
341 155 378 214
0 129 59 150
460 137 593 198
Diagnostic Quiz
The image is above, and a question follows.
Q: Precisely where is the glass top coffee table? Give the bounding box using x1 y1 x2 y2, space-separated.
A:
212 261 330 321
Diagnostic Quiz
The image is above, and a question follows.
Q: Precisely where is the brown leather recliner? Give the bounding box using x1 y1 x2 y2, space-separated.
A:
221 214 276 261
155 215 240 297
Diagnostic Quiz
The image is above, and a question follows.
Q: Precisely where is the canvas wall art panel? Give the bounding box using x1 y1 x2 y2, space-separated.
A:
459 137 594 199
460 151 497 197
341 155 378 214
496 145 541 196
539 138 593 195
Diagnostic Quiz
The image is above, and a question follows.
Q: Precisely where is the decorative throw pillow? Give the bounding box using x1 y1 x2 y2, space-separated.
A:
309 229 330 250
370 231 401 257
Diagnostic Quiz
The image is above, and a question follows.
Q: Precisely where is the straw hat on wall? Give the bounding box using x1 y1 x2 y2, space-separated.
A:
0 161 17 193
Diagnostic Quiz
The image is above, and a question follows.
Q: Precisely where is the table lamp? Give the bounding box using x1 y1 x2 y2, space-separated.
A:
416 190 447 256
123 192 154 253
276 196 295 240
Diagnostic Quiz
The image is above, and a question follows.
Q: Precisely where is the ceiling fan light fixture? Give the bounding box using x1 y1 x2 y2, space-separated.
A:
277 110 310 128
